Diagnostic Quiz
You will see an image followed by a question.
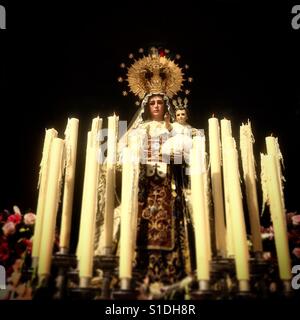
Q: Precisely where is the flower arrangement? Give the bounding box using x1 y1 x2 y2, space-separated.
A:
260 211 300 263
0 206 35 276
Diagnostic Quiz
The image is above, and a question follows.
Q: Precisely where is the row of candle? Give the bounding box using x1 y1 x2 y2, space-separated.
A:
32 115 292 289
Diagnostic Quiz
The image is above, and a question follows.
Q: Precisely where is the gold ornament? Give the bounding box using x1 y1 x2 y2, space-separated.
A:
126 52 184 99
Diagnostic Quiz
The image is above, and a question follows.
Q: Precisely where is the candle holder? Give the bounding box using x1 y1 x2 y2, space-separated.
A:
235 280 253 300
190 279 214 300
249 256 271 298
67 275 101 300
210 257 235 299
33 274 57 300
257 259 294 299
68 284 99 300
51 252 77 299
112 277 139 300
93 254 119 299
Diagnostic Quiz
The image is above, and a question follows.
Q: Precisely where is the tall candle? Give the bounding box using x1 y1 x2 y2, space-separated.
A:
78 140 99 283
193 135 212 260
265 136 285 212
77 117 102 268
220 119 234 257
190 137 211 281
103 114 119 254
240 121 262 254
38 138 64 279
208 117 226 257
32 128 58 268
225 137 249 288
128 133 140 252
119 147 135 281
261 154 291 281
76 132 91 262
59 118 79 253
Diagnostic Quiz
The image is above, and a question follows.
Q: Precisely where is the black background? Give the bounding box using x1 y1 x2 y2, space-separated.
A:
1 1 300 250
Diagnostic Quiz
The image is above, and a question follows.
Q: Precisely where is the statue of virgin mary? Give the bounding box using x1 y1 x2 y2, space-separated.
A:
96 47 196 287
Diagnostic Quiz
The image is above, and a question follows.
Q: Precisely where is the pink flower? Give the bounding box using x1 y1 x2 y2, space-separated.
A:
2 221 16 236
286 212 297 225
7 214 22 225
262 252 272 260
24 213 36 225
292 247 300 259
291 215 300 226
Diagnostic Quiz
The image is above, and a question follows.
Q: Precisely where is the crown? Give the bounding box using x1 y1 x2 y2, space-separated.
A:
172 97 188 110
126 47 184 99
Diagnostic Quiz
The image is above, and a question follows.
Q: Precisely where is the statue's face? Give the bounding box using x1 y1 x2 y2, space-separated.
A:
149 95 165 121
176 109 188 125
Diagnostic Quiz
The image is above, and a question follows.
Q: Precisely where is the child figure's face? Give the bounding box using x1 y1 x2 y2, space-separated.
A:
175 109 188 125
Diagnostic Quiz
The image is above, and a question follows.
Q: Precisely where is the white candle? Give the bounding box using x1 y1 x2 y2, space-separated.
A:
38 138 65 279
265 136 285 212
78 118 102 284
76 132 91 262
190 137 211 281
76 117 102 271
76 117 102 260
119 147 135 280
261 154 291 281
240 121 262 253
193 135 212 260
128 133 140 252
60 118 79 253
220 119 234 257
225 137 249 286
208 117 226 257
103 114 119 254
32 128 57 268
78 141 98 282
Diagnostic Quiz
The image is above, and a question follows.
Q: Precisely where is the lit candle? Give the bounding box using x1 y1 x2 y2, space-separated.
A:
190 136 211 282
32 128 58 269
208 116 226 257
38 138 65 280
119 147 135 287
240 121 262 254
59 118 79 254
220 119 234 257
225 137 249 291
103 114 119 254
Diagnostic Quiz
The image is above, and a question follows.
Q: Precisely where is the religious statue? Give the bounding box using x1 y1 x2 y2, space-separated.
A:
118 47 197 287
